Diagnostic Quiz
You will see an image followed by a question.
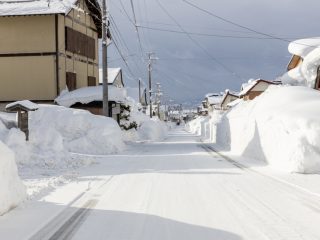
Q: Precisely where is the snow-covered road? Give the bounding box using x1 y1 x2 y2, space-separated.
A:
2 127 320 240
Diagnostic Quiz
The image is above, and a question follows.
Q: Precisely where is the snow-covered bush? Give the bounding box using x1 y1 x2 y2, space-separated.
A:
121 98 168 142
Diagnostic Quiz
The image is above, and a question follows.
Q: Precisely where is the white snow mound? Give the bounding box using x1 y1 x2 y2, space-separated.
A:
0 123 26 215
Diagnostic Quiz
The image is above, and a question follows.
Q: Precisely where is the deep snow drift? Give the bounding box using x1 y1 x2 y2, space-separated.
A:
188 86 320 173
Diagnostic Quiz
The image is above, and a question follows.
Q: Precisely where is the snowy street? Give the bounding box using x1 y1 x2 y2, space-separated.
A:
1 127 320 240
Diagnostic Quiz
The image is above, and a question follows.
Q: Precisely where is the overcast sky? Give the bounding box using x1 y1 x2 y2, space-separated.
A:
105 0 320 104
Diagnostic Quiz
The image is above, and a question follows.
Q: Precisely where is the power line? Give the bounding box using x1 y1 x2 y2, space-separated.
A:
118 0 135 25
109 14 145 77
137 25 298 40
129 0 145 58
112 36 141 84
181 0 308 46
155 0 243 80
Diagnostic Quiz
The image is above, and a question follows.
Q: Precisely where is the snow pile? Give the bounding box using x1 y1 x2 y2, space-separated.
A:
282 37 320 88
186 113 222 142
188 86 320 173
138 119 168 141
214 86 320 173
0 122 26 215
1 104 125 168
29 105 125 157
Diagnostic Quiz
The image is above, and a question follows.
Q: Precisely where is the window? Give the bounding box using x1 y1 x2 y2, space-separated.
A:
65 27 95 59
88 76 96 86
66 72 77 91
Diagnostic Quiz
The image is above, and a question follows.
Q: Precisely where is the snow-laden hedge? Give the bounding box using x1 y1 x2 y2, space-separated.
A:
188 86 320 173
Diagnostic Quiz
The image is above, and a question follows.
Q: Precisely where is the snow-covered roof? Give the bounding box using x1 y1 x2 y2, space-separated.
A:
220 90 239 105
6 100 38 111
0 0 76 16
99 68 123 85
55 86 127 107
207 95 223 105
288 37 320 58
239 79 276 96
0 0 102 37
226 98 242 107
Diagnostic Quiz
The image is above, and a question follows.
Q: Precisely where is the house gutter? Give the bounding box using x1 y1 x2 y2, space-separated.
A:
55 14 60 96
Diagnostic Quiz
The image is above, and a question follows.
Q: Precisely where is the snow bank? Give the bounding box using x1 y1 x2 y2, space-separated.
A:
0 122 26 215
186 114 222 142
138 119 168 141
29 105 125 156
189 86 320 173
1 104 125 168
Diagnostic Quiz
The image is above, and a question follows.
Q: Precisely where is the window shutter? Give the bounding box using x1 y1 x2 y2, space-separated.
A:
88 76 96 86
66 72 77 91
65 27 96 59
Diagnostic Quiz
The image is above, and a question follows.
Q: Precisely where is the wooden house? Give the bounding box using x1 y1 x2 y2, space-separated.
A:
220 90 239 110
0 0 103 110
240 79 277 101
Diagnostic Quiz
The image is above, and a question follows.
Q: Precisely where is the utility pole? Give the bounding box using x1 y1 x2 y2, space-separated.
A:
102 0 109 117
155 83 162 119
138 78 141 104
147 52 157 118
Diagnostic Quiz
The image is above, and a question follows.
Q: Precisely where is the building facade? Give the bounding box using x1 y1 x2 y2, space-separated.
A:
0 0 102 107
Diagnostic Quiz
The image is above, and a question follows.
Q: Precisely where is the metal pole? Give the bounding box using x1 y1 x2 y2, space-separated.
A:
148 53 152 118
102 0 109 117
139 78 141 104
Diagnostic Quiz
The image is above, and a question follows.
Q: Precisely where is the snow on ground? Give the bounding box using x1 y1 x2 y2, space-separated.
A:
0 104 126 213
187 85 320 173
2 128 320 239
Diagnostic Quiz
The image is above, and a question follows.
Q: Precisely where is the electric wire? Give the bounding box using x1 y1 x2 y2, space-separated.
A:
155 0 243 80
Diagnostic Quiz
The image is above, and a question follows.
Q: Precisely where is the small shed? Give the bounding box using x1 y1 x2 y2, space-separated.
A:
5 100 38 140
220 90 239 110
239 79 278 101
